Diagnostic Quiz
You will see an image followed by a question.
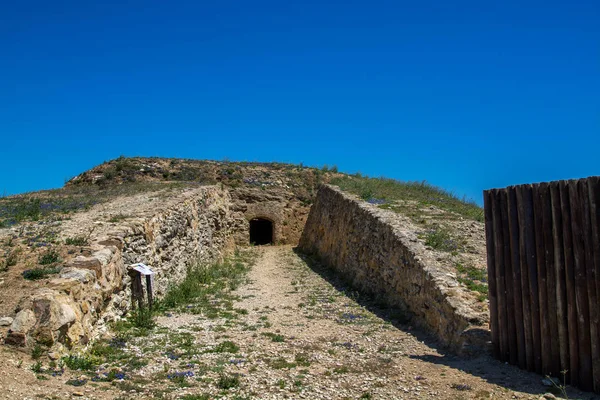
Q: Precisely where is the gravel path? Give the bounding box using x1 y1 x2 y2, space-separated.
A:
0 246 593 399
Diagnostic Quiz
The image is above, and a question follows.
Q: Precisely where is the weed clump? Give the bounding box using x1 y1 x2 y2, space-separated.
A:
261 332 285 342
65 236 88 246
61 354 97 371
22 266 61 280
158 250 256 311
213 341 239 354
217 373 240 389
424 227 458 252
455 263 488 301
38 249 60 265
131 307 155 329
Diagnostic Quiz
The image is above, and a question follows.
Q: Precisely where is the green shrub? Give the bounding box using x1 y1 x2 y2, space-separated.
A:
22 266 61 280
181 395 210 400
261 332 285 342
213 341 239 353
217 374 240 389
65 236 88 246
458 278 488 300
31 344 45 359
455 263 487 282
269 357 296 369
14 198 42 221
158 252 254 310
424 227 458 252
38 249 60 265
131 307 155 329
61 354 97 371
30 361 43 373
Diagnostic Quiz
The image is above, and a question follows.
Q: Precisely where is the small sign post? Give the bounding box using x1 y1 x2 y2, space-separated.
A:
128 263 155 310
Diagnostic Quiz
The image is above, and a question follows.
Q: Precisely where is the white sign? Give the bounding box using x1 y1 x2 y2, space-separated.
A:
130 263 155 276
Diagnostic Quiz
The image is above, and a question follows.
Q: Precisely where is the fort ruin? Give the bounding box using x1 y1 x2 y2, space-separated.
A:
0 157 592 398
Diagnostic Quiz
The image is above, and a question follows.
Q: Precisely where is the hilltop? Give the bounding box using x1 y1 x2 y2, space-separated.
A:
0 157 559 400
0 157 488 320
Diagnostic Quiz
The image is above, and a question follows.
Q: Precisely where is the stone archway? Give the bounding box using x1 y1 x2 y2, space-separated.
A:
249 218 273 245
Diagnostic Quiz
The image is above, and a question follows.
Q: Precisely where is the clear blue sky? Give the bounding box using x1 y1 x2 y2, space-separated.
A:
1 0 598 204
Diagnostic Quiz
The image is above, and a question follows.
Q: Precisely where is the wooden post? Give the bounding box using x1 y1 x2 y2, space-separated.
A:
484 189 500 359
500 189 518 365
128 269 144 310
571 180 593 391
587 176 600 392
524 184 542 373
516 185 535 371
508 186 527 369
560 180 579 386
540 182 560 378
550 182 569 376
146 275 154 310
492 189 509 361
533 183 551 375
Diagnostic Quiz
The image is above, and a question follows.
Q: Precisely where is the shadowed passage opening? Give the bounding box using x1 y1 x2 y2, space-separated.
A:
249 218 273 245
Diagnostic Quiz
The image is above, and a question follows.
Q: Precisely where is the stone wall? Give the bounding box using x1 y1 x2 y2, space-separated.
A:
229 187 310 245
5 186 235 350
298 185 488 353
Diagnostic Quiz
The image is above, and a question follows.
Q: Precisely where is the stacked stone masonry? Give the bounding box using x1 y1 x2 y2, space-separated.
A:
298 185 488 353
3 182 487 355
5 186 236 350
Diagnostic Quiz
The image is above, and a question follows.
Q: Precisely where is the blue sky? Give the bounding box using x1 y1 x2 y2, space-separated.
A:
1 0 598 204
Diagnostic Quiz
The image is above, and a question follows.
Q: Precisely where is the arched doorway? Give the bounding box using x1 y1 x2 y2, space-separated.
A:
249 218 273 245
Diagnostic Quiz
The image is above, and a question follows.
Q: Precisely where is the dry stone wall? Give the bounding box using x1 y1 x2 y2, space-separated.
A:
5 186 235 351
299 185 488 353
229 187 310 245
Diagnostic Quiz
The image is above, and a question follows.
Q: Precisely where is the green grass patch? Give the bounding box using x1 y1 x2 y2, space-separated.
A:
331 175 483 221
217 374 240 389
455 263 488 301
455 263 487 282
269 357 297 369
0 181 191 227
261 332 285 342
65 236 88 246
212 341 239 354
181 395 210 400
130 307 156 329
157 249 256 312
458 278 488 300
333 365 350 374
294 353 311 367
22 266 62 280
424 226 459 252
62 354 97 371
38 249 60 265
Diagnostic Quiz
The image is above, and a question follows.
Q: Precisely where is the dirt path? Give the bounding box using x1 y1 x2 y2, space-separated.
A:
0 246 593 399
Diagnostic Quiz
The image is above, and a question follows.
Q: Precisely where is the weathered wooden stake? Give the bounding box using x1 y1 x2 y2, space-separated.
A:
146 274 154 310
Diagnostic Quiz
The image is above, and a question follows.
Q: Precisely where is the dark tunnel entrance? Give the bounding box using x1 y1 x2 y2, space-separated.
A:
249 218 273 245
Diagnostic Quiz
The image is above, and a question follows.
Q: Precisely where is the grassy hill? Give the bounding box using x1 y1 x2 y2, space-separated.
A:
1 156 482 228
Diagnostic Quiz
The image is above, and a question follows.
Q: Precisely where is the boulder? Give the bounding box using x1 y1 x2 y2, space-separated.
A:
9 309 35 333
66 256 102 277
59 268 96 283
5 309 36 346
